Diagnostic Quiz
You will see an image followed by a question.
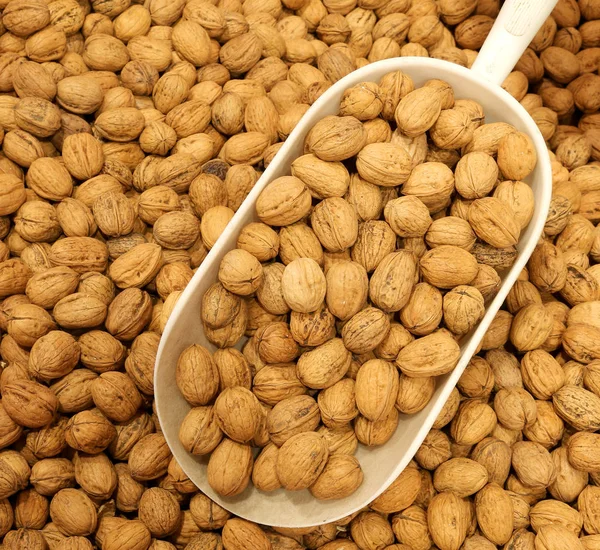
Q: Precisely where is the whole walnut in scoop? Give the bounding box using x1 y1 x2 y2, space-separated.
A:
213 387 262 444
305 115 367 161
497 131 537 181
281 258 327 313
340 82 383 121
256 174 313 226
276 432 329 490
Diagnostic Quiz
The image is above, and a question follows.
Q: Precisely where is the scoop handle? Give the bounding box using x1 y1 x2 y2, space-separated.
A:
470 0 559 86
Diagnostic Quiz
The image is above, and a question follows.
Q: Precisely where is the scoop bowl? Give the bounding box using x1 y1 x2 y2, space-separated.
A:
154 54 552 528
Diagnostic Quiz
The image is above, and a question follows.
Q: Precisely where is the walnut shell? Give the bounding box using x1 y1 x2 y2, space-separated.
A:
28 330 80 382
342 306 390 353
252 443 281 493
454 151 498 199
103 520 151 550
266 394 320 446
450 400 497 445
369 250 417 313
356 142 411 186
442 285 485 335
469 197 521 248
276 431 329 491
311 197 358 252
309 454 363 500
395 86 442 137
91 372 142 423
296 338 351 390
207 438 253 497
553 385 600 431
65 409 116 454
0 451 30 499
281 258 326 313
256 176 312 227
305 115 366 161
497 131 537 180
222 519 270 550
128 433 171 482
2 380 58 429
475 483 514 546
138 487 181 538
512 441 556 490
370 465 422 514
214 387 262 444
49 488 97 536
325 260 368 321
396 330 461 377
176 344 219 407
317 378 358 429
291 154 350 199
355 359 399 422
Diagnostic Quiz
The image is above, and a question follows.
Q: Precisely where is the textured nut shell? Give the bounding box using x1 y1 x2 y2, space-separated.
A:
427 491 471 550
475 482 514 545
49 488 97 536
384 196 432 238
370 465 421 513
213 387 261 444
311 197 359 252
341 306 390 354
281 258 326 313
179 406 223 456
206 439 253 497
252 443 281 492
356 142 411 186
420 245 479 289
469 197 521 248
325 261 368 321
511 303 554 352
296 338 352 390
256 176 312 226
222 518 271 550
317 378 358 429
252 364 307 406
396 331 461 377
450 400 497 445
291 154 350 199
2 380 58 429
553 385 600 431
305 115 367 161
108 243 163 289
176 344 219 407
276 432 329 490
443 285 485 335
497 131 537 180
369 251 416 312
266 395 320 446
395 87 442 137
309 455 363 500
512 441 557 490
433 457 489 497
355 359 399 422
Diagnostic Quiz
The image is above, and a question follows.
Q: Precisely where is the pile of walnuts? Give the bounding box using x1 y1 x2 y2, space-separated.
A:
0 0 599 548
176 74 540 502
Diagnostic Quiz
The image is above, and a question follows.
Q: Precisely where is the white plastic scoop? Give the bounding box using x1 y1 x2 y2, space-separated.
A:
155 0 557 528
